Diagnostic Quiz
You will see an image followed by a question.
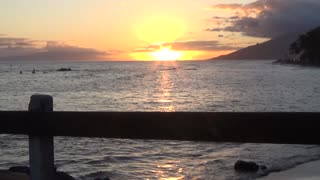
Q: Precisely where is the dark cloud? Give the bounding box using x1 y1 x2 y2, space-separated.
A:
0 36 112 61
0 37 36 48
165 41 239 51
229 16 239 20
0 37 42 57
40 42 109 61
213 4 243 9
209 0 320 38
135 40 239 52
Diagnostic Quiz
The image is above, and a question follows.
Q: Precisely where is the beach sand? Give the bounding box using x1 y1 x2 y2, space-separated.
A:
259 160 320 180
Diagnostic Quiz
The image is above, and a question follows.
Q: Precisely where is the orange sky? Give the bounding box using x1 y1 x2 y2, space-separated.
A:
0 0 267 61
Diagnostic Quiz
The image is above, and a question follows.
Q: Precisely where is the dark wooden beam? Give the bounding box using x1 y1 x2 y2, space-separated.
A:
1 112 320 144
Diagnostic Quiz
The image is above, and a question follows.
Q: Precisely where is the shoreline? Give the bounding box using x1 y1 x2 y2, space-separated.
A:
2 160 320 180
259 160 320 180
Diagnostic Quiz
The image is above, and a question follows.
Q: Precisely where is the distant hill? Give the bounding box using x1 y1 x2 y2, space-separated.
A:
210 34 298 60
277 26 320 66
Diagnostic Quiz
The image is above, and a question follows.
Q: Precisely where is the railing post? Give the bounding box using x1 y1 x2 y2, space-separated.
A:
28 95 54 180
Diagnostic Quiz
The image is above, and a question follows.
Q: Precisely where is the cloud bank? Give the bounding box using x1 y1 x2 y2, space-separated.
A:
135 40 239 53
208 0 320 38
0 36 110 61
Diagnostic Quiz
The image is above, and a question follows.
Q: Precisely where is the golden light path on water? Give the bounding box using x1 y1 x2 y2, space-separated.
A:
149 62 186 179
153 61 177 112
149 161 185 180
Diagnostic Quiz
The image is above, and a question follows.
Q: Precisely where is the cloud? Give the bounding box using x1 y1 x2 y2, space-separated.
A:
208 0 320 38
0 37 37 48
164 41 240 51
0 37 43 57
134 40 240 52
0 36 111 61
40 42 109 61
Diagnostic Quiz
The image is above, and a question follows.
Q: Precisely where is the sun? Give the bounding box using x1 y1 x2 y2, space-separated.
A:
152 46 182 61
133 15 186 61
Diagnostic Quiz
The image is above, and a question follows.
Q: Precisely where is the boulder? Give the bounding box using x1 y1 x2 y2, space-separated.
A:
55 171 76 180
8 166 30 174
260 165 268 171
234 160 259 172
57 68 72 72
7 166 75 180
0 170 29 180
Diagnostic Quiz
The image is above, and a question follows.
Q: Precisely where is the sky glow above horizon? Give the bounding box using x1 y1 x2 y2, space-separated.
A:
1 0 320 61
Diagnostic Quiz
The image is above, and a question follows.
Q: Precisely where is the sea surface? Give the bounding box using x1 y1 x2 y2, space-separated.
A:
0 60 320 180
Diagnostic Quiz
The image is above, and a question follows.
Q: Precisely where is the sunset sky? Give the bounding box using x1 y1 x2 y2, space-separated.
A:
1 0 320 61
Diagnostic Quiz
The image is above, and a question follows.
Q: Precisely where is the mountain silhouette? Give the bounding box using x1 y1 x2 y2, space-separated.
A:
210 34 298 60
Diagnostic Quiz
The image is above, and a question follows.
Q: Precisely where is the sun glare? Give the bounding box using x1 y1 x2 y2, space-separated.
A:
152 47 182 61
136 16 186 44
133 15 188 61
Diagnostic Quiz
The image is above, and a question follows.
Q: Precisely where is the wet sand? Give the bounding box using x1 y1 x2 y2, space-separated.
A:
260 160 320 180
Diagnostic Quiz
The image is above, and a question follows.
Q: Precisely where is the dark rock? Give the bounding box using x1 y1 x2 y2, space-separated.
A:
55 171 76 180
8 165 75 180
57 68 72 72
234 160 259 172
94 178 111 180
8 166 30 174
260 165 268 171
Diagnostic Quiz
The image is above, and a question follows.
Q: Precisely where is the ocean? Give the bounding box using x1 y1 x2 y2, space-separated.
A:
0 60 320 180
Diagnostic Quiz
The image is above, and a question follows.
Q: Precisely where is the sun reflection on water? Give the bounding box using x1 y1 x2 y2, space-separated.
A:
155 62 178 112
160 177 185 180
148 159 186 180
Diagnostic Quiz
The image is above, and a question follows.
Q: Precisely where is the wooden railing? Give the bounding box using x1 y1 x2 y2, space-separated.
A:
2 111 320 144
1 95 320 180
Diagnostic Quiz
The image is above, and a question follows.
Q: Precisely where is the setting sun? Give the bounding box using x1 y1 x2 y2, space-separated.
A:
152 46 182 61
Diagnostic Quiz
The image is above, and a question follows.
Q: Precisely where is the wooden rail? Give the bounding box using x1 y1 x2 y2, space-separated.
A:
1 94 320 180
1 111 320 144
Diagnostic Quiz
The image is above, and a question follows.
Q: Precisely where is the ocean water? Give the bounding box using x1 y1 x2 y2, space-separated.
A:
0 60 320 180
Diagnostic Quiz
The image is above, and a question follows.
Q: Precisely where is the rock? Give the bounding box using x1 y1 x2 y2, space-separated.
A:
7 166 75 180
234 160 259 172
8 166 30 174
94 178 111 180
0 170 29 180
57 68 72 72
260 165 268 171
55 171 76 180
